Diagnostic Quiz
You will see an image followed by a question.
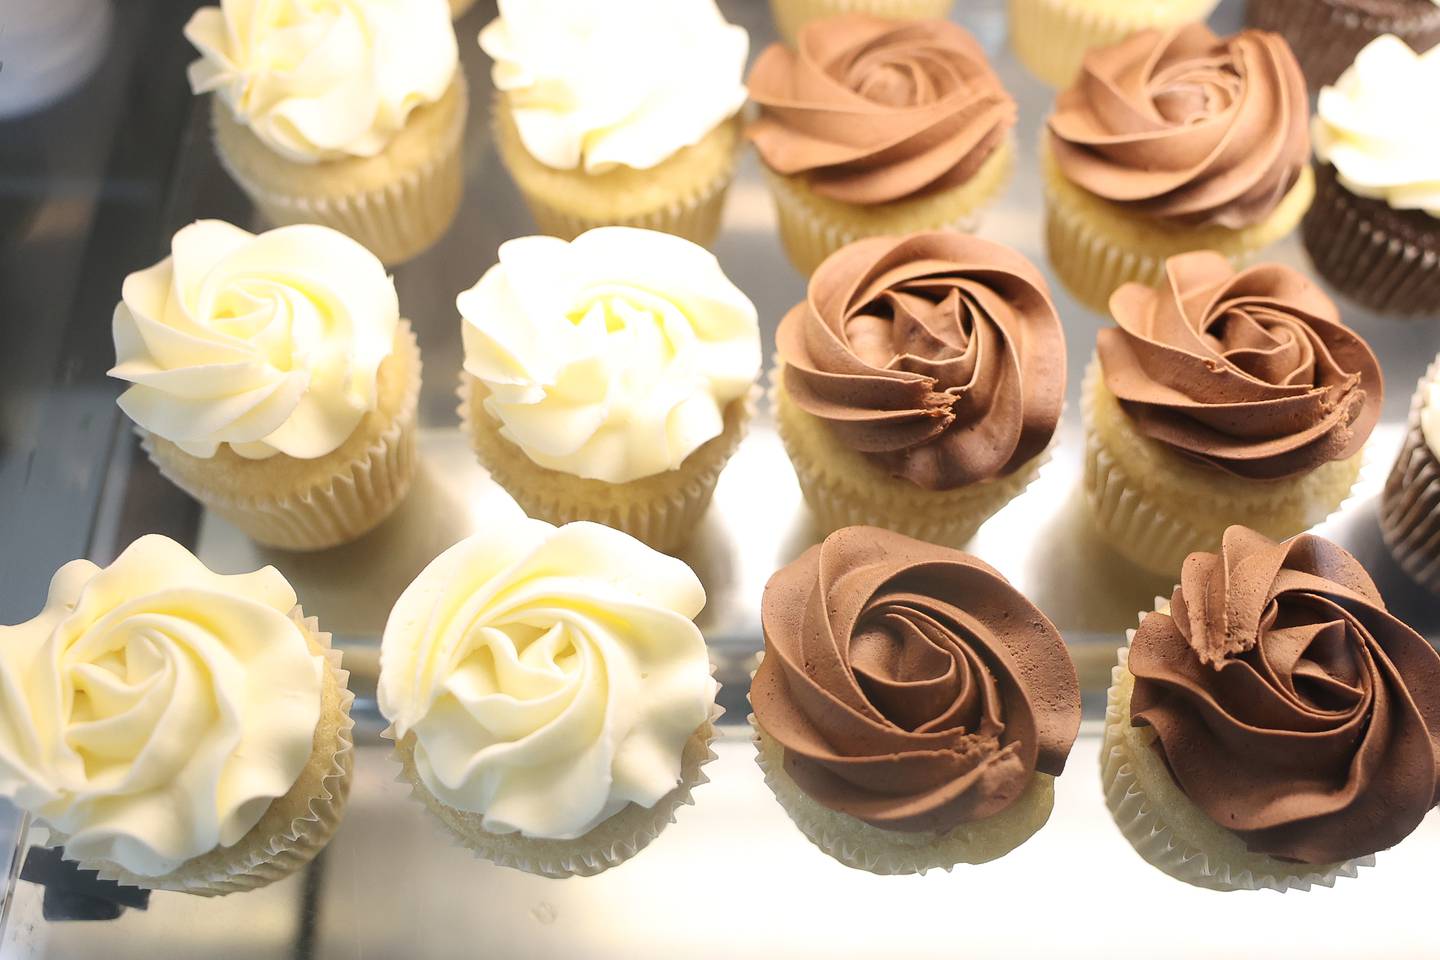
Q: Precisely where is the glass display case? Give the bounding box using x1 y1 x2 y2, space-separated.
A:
1 1 1437 957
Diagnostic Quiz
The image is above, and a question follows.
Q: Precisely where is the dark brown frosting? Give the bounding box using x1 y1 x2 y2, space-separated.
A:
752 527 1081 833
778 232 1065 490
1129 525 1440 864
747 16 1015 205
1099 251 1383 480
1047 24 1309 228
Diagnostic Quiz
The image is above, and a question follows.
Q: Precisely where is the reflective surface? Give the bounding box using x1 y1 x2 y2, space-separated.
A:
2 0 1439 957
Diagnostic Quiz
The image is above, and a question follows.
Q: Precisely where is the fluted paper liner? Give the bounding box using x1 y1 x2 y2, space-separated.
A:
768 0 954 45
1247 0 1440 89
387 684 722 880
766 138 1013 278
1082 356 1366 576
1380 357 1440 592
51 608 355 897
1043 146 1314 313
212 77 467 266
1101 601 1371 892
516 162 734 248
449 0 478 17
141 321 421 552
459 374 754 555
1009 0 1219 89
772 362 1050 548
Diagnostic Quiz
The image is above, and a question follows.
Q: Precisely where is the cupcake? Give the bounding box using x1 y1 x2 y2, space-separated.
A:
110 220 421 552
0 535 354 896
185 0 465 266
1084 251 1383 575
1304 36 1440 315
450 0 477 18
379 517 719 879
481 0 748 247
768 0 953 46
748 17 1016 277
1247 0 1440 88
458 227 760 554
1380 356 1440 591
775 231 1065 547
1103 526 1440 891
751 527 1081 875
1009 0 1220 89
1045 25 1314 313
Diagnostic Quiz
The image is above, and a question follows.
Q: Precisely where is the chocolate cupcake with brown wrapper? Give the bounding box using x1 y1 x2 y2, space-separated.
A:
1246 0 1440 89
1380 357 1440 591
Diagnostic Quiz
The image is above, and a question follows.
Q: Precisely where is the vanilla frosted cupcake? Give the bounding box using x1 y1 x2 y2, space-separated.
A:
1380 357 1440 590
379 517 718 879
0 536 353 896
752 527 1081 875
1085 252 1382 575
185 0 466 264
110 220 421 551
749 17 1016 276
481 0 747 247
1104 526 1440 891
775 232 1065 547
1010 0 1220 88
768 0 953 45
1045 26 1314 312
458 227 760 553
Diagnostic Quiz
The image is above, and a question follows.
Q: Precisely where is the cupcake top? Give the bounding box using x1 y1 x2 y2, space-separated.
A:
747 16 1015 205
1099 251 1383 479
1048 24 1309 229
778 231 1065 490
110 220 400 461
184 0 458 165
1314 35 1440 219
377 517 715 840
752 527 1080 833
459 227 760 484
1129 525 1440 864
480 0 747 172
0 536 324 877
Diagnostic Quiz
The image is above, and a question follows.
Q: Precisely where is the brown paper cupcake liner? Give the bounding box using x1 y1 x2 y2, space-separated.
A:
1302 162 1440 316
53 609 355 897
1246 0 1440 89
1009 0 1219 88
459 374 754 554
1380 358 1440 591
768 0 954 44
142 321 422 552
1102 604 1372 892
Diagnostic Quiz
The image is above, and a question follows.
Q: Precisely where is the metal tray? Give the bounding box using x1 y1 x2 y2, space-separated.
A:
3 1 1439 957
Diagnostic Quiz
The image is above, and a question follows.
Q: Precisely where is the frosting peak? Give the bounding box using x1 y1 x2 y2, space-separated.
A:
748 16 1015 205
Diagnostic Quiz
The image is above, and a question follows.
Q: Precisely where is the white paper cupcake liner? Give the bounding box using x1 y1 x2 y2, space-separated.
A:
53 609 355 897
1102 603 1372 892
142 321 422 552
1380 357 1440 592
1009 0 1219 88
768 0 955 44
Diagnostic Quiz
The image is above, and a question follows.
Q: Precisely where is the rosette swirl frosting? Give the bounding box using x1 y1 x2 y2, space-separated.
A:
1129 526 1440 864
0 536 324 877
184 0 458 164
1099 251 1383 479
777 232 1065 489
747 16 1016 204
110 220 400 461
378 518 714 840
1048 24 1309 228
752 527 1081 832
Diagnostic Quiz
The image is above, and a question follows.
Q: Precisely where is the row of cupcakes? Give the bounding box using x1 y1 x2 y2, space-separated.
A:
1 518 1436 893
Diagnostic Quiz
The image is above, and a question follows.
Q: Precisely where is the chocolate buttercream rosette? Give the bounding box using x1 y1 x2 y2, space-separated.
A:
1083 251 1382 575
774 231 1065 547
1379 356 1440 592
1102 526 1440 891
1246 0 1440 89
1043 24 1315 313
748 16 1016 276
751 527 1082 875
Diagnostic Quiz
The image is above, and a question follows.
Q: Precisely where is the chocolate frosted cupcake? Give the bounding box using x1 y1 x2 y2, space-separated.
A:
1247 0 1440 88
774 231 1065 547
1045 25 1314 313
1104 526 1440 891
749 17 1016 276
1380 356 1440 591
1085 251 1383 575
1304 36 1440 315
752 527 1081 875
